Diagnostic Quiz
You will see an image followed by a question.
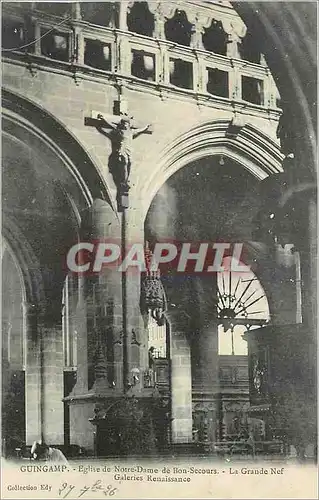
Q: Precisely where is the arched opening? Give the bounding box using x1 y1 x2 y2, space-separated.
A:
127 1 155 37
202 19 228 55
144 151 280 445
1 96 115 449
164 9 192 47
239 29 261 64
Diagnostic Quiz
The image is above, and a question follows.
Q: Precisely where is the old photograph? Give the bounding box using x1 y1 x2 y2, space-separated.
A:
1 1 318 498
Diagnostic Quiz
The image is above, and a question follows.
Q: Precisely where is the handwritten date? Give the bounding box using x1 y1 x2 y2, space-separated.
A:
59 481 117 498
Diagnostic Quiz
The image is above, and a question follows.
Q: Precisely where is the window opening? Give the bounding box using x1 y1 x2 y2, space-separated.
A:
165 9 192 47
217 256 269 355
127 1 154 37
84 39 112 71
202 19 227 55
169 58 193 89
207 68 229 97
40 29 69 61
131 49 155 81
239 30 261 64
242 76 264 105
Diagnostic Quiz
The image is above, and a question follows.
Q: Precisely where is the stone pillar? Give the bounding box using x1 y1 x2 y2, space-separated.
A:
153 7 166 40
300 195 317 337
72 2 81 20
229 66 241 100
122 207 149 387
68 271 97 451
191 276 219 444
190 20 204 50
167 310 193 444
226 33 241 59
119 0 128 31
24 303 42 445
194 322 219 390
68 198 121 451
221 19 246 60
39 303 64 445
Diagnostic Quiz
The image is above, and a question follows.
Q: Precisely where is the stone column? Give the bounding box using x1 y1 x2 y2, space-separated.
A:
229 66 241 100
166 309 193 444
191 277 219 444
72 2 81 20
194 321 219 392
67 198 122 451
226 32 241 59
24 303 42 445
121 206 149 388
119 1 128 31
298 194 317 338
153 7 166 40
190 20 204 50
39 302 64 445
222 19 246 60
83 198 122 393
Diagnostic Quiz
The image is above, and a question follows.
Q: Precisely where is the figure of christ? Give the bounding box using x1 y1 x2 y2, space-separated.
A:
97 113 151 191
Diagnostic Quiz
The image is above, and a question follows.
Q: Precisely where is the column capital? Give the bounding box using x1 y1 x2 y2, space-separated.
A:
220 18 246 39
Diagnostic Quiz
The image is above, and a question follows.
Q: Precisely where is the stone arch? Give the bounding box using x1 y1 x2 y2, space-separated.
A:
141 119 283 218
2 88 117 212
2 217 44 308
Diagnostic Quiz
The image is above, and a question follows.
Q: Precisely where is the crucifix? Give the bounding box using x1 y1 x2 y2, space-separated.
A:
85 103 153 211
85 98 153 392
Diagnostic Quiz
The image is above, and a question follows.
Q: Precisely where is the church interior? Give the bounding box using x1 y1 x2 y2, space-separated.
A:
1 1 317 461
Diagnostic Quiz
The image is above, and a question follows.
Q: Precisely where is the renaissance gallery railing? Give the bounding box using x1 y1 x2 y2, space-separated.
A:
2 2 280 113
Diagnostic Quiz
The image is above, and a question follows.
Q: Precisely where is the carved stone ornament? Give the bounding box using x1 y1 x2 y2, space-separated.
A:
94 343 108 380
140 244 167 325
252 356 266 394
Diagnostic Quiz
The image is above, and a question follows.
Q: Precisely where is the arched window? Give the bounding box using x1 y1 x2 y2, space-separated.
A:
217 256 270 355
127 2 155 37
202 19 228 55
164 9 192 47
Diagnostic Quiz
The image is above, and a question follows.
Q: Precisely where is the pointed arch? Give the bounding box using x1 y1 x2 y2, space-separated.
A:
2 88 117 213
141 119 283 218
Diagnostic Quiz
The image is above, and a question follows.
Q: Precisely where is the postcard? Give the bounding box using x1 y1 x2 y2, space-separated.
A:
1 0 318 498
